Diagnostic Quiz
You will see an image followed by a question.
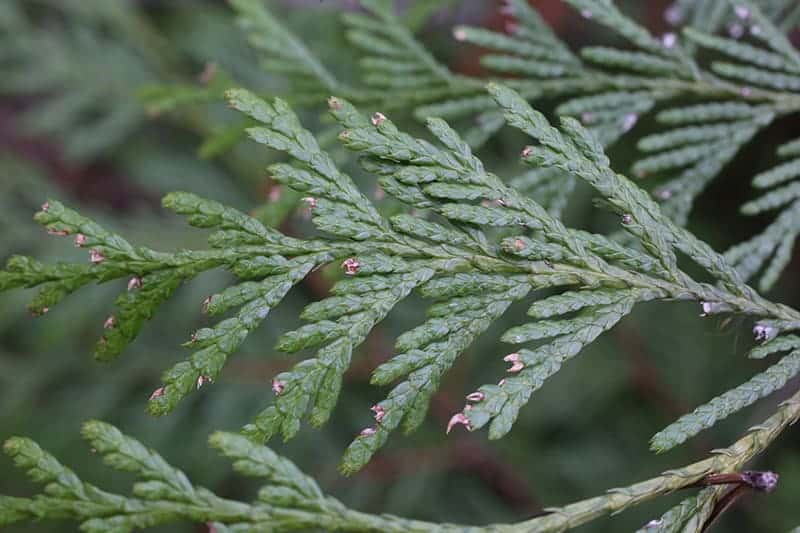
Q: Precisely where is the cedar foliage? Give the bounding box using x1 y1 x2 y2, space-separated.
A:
2 1 800 531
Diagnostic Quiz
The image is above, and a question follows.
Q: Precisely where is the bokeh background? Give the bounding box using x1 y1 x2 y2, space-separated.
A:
1 1 799 531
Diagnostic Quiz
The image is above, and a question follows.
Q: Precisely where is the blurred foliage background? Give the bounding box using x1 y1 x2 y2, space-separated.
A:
1 1 799 531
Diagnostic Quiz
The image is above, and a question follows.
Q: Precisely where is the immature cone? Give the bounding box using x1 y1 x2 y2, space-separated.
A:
327 96 342 110
272 379 286 395
521 146 534 158
302 196 317 210
74 233 87 247
504 352 524 373
742 470 779 492
734 5 750 19
103 315 116 329
446 413 472 434
371 404 385 423
149 387 165 400
342 257 360 275
753 324 778 343
371 112 386 126
89 249 105 264
622 113 638 132
196 375 212 390
466 391 485 402
127 276 142 291
621 214 633 225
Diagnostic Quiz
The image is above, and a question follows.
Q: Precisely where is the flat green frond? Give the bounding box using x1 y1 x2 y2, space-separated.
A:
651 350 800 452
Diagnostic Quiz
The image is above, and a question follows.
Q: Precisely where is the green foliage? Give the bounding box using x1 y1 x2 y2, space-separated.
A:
4 0 800 531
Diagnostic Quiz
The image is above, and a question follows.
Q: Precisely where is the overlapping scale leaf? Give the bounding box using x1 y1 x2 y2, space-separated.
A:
340 276 531 474
148 259 319 416
244 267 434 443
343 0 475 107
651 350 800 452
727 136 800 291
230 0 344 100
558 91 658 147
464 294 640 439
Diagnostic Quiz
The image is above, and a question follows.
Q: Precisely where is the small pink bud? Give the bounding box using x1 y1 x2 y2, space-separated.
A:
734 5 750 19
453 27 467 41
466 392 485 402
360 426 377 437
342 257 360 275
664 5 683 26
302 196 318 209
513 238 525 251
74 233 87 247
507 361 524 373
47 229 69 236
622 113 638 132
201 296 212 314
740 86 753 97
272 379 286 395
371 404 385 423
373 186 385 201
750 24 762 36
196 375 212 390
581 112 594 124
504 353 524 372
661 33 676 48
41 201 50 213
728 23 744 39
128 276 142 291
371 112 387 126
89 249 105 264
753 324 778 342
103 315 116 329
644 518 664 529
505 21 519 34
521 146 534 158
328 96 342 110
268 185 282 202
498 378 507 386
149 387 165 400
446 413 472 434
580 9 593 19
621 214 633 225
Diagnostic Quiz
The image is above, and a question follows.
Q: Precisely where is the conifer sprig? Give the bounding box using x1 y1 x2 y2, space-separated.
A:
3 389 798 531
4 85 800 481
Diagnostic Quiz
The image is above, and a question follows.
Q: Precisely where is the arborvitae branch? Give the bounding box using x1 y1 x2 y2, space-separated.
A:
4 82 800 488
3 388 798 531
4 2 800 529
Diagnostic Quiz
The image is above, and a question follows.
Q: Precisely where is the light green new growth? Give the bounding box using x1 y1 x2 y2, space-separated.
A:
3 0 800 531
